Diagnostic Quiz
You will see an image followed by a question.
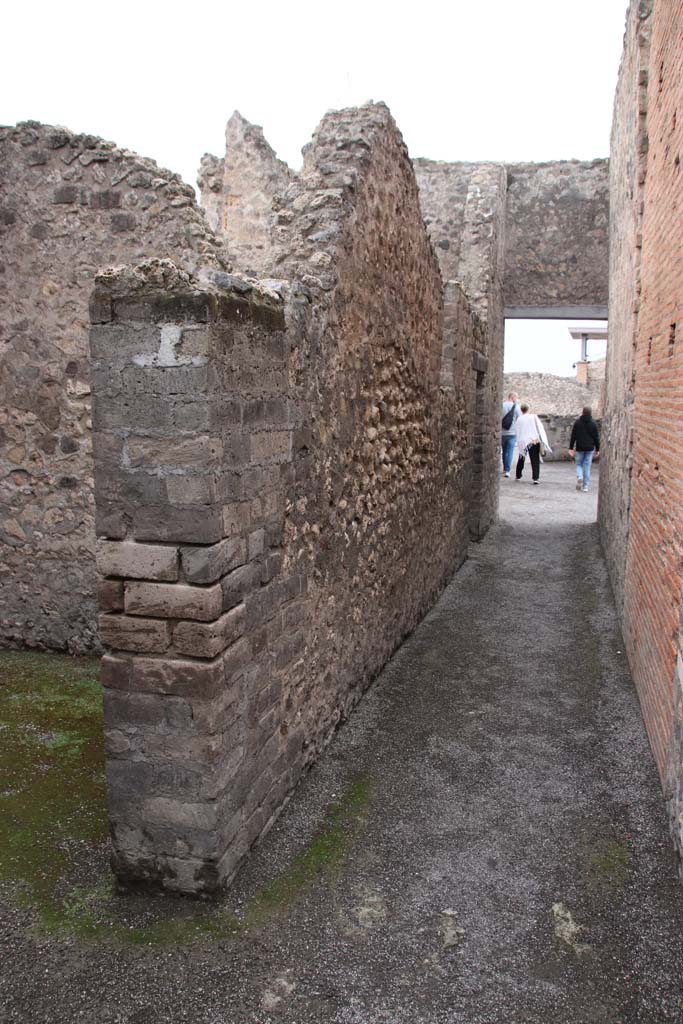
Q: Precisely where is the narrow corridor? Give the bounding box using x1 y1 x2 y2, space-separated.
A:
6 464 683 1024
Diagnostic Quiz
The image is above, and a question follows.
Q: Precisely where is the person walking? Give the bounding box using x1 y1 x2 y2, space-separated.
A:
569 406 600 492
501 391 520 477
514 404 551 485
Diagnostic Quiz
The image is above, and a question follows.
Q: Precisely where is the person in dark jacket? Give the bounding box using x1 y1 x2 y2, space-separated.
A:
569 406 600 492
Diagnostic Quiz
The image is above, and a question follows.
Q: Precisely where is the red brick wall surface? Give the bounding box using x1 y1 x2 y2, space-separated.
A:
623 0 683 779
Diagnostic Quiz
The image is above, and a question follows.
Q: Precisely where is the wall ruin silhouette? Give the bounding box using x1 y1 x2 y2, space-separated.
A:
92 105 483 891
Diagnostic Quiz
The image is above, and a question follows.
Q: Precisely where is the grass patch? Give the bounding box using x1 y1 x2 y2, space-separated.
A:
583 835 631 890
1 651 371 945
0 650 108 919
0 651 238 945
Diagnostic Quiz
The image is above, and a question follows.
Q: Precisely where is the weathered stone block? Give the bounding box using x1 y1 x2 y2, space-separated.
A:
99 614 171 653
52 185 78 204
97 578 124 612
119 655 226 699
223 636 252 682
248 528 265 559
174 604 246 658
100 654 133 690
103 690 166 729
166 475 217 506
222 501 250 537
124 581 222 621
143 797 218 832
96 539 178 581
250 430 292 463
180 537 246 585
126 435 222 471
133 505 223 544
221 563 260 611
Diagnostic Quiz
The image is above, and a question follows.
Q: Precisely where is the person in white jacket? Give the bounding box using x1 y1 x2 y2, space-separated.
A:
514 403 552 484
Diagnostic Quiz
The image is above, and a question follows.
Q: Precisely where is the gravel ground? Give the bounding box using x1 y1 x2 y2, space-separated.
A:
3 463 683 1023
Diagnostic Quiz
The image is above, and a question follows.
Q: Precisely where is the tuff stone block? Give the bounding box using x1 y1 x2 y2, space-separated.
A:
180 537 246 585
97 578 124 612
132 505 223 544
96 540 179 581
173 604 246 659
98 614 171 654
221 563 260 611
124 581 223 621
127 655 226 699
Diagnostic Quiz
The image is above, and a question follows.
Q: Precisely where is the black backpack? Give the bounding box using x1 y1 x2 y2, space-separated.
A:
502 404 515 431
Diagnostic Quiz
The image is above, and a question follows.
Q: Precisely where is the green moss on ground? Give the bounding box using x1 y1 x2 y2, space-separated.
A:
248 776 372 922
0 651 371 945
585 837 631 888
0 650 108 917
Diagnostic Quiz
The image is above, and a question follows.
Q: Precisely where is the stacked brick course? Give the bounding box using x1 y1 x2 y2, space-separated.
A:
91 260 301 891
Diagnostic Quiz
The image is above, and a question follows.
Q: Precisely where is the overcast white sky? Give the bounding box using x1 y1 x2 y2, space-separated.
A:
2 0 628 376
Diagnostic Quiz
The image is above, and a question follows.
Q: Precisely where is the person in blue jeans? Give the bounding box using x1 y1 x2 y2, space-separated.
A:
501 392 520 477
569 406 600 492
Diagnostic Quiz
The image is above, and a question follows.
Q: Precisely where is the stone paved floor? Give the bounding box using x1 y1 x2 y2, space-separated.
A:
3 462 683 1023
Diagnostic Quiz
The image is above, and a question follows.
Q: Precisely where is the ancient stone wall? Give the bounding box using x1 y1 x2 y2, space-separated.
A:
92 104 479 893
504 161 610 315
0 122 228 653
198 112 293 279
414 160 506 539
414 157 609 322
599 0 653 619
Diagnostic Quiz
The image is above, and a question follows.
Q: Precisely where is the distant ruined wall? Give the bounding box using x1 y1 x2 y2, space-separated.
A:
92 104 480 894
504 161 609 313
503 371 605 463
599 0 653 618
503 371 603 417
0 122 228 653
198 112 293 279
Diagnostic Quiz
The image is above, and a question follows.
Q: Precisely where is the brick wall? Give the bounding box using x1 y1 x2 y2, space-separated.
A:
599 0 653 618
620 0 683 870
91 105 481 894
602 0 683 877
0 122 229 653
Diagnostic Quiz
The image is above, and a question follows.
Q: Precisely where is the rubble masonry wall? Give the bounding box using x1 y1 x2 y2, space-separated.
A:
504 160 609 312
0 122 228 652
413 160 506 539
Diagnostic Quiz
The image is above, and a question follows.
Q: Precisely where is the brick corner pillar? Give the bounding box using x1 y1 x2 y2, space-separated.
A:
89 258 288 895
